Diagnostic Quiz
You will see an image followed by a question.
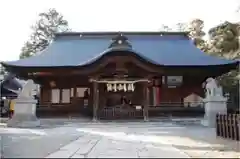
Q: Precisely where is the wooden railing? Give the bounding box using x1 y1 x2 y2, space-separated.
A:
216 113 239 141
36 103 90 117
98 106 143 120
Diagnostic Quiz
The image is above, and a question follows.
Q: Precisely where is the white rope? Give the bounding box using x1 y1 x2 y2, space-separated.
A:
89 79 150 84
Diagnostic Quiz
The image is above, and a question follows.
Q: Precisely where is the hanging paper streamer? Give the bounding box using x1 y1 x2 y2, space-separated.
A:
107 84 112 91
123 83 127 92
106 83 135 92
113 84 117 92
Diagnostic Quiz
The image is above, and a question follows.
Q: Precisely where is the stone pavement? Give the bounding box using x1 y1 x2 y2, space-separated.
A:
1 118 239 158
45 120 240 158
46 128 189 158
0 118 89 158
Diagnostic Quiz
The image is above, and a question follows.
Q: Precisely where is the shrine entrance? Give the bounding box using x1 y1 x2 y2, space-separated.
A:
105 82 136 108
105 92 133 108
90 78 150 120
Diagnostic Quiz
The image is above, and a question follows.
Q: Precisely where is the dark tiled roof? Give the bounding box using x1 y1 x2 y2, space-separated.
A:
1 87 18 97
1 74 22 90
0 73 22 97
2 32 238 67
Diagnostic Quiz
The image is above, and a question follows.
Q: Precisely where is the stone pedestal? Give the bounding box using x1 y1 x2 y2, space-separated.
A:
7 97 40 128
201 96 227 127
144 115 149 122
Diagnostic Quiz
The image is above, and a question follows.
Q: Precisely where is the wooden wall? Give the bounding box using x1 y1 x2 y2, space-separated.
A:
39 75 204 108
37 57 206 110
39 75 92 112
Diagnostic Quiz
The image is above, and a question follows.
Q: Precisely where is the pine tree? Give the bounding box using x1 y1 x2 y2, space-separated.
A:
20 8 70 59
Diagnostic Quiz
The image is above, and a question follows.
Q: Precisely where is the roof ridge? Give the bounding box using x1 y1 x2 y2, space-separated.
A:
55 31 190 37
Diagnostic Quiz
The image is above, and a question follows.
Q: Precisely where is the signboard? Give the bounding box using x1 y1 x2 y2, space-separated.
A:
167 76 183 86
135 105 142 110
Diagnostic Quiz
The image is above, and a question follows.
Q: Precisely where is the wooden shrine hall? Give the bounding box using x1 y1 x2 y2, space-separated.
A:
1 32 239 120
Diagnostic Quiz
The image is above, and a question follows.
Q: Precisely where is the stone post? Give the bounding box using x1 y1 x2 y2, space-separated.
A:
201 96 227 127
201 77 227 128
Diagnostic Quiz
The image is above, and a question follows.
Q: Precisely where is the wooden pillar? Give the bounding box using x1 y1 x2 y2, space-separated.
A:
143 83 150 121
92 81 99 121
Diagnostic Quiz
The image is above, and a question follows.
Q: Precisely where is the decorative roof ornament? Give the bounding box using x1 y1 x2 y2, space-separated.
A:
109 33 132 49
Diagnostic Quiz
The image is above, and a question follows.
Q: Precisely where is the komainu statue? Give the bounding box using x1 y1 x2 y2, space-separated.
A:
18 80 35 98
7 79 40 128
205 77 223 97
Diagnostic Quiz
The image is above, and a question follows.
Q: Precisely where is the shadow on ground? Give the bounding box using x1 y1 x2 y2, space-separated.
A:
0 117 92 129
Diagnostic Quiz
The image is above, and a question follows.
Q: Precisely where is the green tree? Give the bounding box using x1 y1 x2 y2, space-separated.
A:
20 8 70 59
188 19 207 51
208 22 239 106
208 22 240 58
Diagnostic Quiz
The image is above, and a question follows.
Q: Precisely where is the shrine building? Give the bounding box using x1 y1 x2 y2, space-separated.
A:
1 32 239 120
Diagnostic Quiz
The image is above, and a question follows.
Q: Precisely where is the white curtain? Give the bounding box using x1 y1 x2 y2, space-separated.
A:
51 89 60 103
62 89 70 103
76 88 87 97
70 88 74 97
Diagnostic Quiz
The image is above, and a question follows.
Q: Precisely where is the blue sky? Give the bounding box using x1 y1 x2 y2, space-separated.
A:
0 0 239 61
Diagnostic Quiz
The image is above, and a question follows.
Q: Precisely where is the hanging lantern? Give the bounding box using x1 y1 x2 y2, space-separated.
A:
107 83 112 91
49 81 56 87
